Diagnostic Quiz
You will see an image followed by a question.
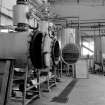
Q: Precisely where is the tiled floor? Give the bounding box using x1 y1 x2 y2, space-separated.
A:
29 74 105 105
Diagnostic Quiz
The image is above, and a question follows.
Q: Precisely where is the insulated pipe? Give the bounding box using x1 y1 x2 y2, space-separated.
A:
13 0 30 31
13 4 29 26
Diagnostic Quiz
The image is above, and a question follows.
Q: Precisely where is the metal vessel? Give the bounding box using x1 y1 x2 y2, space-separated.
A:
0 30 60 69
0 0 59 69
59 28 80 64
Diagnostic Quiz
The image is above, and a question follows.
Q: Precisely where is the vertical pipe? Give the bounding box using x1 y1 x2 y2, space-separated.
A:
93 27 96 66
99 24 103 71
78 17 80 55
23 63 28 105
60 27 63 77
99 24 102 64
0 0 2 27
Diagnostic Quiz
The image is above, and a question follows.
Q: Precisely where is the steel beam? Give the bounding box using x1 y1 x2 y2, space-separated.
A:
81 44 94 53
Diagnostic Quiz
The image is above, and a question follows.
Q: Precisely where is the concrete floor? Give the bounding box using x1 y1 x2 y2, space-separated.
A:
29 74 105 105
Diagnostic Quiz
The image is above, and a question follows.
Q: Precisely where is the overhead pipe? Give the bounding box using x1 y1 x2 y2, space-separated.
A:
80 29 105 31
68 24 105 28
81 34 105 38
69 21 105 25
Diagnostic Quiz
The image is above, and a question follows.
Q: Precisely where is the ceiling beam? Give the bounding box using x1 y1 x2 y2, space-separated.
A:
81 44 94 53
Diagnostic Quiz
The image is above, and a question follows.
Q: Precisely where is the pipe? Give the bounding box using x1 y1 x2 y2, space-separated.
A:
13 3 29 26
81 34 105 38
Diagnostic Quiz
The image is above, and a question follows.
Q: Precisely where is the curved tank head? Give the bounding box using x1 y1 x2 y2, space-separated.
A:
29 31 60 69
62 43 80 65
29 31 44 69
52 40 61 65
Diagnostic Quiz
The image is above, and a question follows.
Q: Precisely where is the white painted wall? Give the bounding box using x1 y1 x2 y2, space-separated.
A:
0 15 12 25
1 0 16 17
0 0 16 26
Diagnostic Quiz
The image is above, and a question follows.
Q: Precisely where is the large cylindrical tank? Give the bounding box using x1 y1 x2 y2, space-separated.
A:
94 36 102 64
102 37 105 59
59 28 80 64
0 31 60 69
94 36 105 64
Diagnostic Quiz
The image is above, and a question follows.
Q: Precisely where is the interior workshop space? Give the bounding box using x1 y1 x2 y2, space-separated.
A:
1 0 105 105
